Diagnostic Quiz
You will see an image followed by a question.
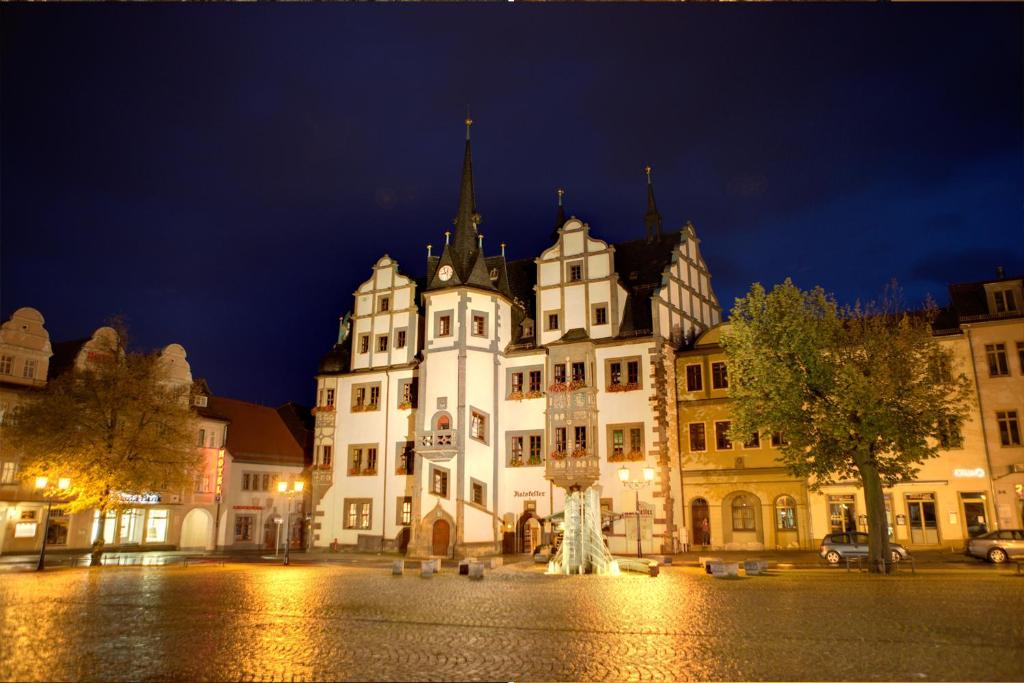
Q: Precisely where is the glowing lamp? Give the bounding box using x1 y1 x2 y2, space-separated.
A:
277 481 288 493
58 478 71 490
617 466 630 483
35 476 48 490
293 481 304 493
642 467 655 482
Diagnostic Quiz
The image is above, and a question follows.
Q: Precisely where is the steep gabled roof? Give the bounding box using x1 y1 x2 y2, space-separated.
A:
208 396 307 467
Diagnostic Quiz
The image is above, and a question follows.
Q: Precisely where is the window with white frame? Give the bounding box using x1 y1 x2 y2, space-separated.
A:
397 497 412 526
377 335 389 352
685 364 702 392
0 356 12 375
715 421 732 450
994 289 1018 314
775 496 797 530
997 411 1021 446
1 461 16 484
22 359 37 379
344 499 372 529
986 344 1010 377
689 423 706 452
731 495 756 531
470 410 487 443
711 361 728 389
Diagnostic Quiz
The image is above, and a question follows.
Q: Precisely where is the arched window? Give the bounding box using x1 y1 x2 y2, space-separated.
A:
731 494 756 531
775 495 797 530
435 414 451 431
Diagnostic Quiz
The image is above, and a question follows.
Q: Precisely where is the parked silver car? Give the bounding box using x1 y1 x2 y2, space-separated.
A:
964 529 1024 563
819 532 910 565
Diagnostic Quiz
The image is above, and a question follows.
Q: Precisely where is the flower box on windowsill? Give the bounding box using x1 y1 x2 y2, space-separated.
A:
396 466 408 475
397 402 413 410
525 390 544 399
508 391 524 401
608 452 625 462
548 382 568 393
549 450 567 461
348 467 360 476
607 382 641 393
509 459 523 467
361 468 377 476
567 380 587 391
317 463 333 470
571 447 589 458
527 456 543 466
352 404 379 413
626 450 644 461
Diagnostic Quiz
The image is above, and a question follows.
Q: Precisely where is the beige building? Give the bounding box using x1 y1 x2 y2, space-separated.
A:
676 287 1012 551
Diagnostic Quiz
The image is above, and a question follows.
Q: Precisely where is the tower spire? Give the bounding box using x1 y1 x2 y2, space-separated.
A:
450 111 480 277
551 187 566 242
644 164 662 242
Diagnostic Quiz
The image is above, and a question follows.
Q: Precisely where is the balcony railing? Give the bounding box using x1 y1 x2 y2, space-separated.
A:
417 429 457 462
545 454 601 490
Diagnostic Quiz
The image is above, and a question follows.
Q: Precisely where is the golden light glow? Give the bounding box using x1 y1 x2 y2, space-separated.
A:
277 481 288 493
642 467 655 482
57 477 71 490
293 481 304 493
35 476 48 490
618 466 629 483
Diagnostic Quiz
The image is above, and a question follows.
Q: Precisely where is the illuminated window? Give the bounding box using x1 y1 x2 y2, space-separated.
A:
2 461 17 484
685 364 702 392
689 424 706 452
731 495 756 531
234 515 254 542
997 411 1021 446
775 496 797 530
438 315 452 337
472 314 486 337
398 497 412 526
986 344 1010 377
711 362 729 389
511 372 524 393
145 510 169 543
715 421 732 450
470 411 487 443
344 499 371 530
553 363 566 384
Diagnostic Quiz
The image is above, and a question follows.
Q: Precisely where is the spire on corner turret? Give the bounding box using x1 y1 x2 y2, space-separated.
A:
644 165 663 242
551 187 566 242
449 113 481 277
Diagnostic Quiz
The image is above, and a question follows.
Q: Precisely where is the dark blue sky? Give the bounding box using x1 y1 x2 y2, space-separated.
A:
2 5 1021 407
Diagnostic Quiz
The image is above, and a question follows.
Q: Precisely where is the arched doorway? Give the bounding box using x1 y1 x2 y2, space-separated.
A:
179 508 214 551
517 512 542 553
431 519 450 556
691 498 710 547
396 527 411 553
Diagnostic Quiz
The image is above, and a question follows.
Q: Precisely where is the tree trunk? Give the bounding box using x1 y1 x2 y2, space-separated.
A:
857 459 892 574
90 503 108 567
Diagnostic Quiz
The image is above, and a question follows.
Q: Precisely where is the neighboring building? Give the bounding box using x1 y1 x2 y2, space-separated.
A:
0 315 312 556
676 272 1021 551
313 121 722 557
936 270 1024 531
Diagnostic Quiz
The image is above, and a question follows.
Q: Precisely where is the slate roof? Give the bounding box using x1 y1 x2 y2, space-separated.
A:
207 396 307 467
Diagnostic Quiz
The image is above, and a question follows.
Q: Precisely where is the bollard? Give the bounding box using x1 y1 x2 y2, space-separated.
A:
648 562 660 577
469 562 484 580
459 560 470 576
392 560 405 576
420 562 434 578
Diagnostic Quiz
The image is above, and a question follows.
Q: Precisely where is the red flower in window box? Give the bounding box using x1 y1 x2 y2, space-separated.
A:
627 450 644 461
348 467 359 476
568 380 587 391
549 450 567 461
547 382 567 393
608 452 624 462
525 390 544 399
571 447 588 458
351 405 365 413
508 391 524 401
362 468 377 476
396 466 408 475
397 401 412 410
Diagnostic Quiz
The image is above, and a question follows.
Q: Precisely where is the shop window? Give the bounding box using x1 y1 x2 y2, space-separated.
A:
92 510 116 545
986 344 1010 377
689 423 706 452
685 364 702 392
996 411 1021 446
775 496 797 530
715 421 732 450
731 495 756 531
146 510 169 543
711 362 729 389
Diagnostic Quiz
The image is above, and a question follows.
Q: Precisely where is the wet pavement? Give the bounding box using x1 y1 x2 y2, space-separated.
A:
1 563 1021 682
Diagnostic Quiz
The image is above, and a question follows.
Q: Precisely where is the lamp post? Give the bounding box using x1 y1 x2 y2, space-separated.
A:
35 476 71 572
618 466 654 559
276 479 304 566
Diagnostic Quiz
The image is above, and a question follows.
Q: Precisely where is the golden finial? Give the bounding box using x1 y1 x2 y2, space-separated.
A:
556 187 565 205
444 230 451 245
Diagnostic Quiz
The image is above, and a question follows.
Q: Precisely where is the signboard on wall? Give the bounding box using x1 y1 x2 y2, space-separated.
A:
14 522 37 538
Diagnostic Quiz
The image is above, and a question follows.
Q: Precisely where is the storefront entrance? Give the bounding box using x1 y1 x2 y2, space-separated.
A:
431 519 450 556
959 493 989 538
828 495 856 533
907 493 939 544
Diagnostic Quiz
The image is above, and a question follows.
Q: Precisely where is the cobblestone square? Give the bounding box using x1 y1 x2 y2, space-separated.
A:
1 563 1021 682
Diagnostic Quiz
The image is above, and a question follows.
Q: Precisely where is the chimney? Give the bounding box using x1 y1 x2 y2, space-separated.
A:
996 266 1005 280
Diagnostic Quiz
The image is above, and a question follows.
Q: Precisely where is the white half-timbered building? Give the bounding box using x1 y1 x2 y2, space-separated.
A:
312 121 721 558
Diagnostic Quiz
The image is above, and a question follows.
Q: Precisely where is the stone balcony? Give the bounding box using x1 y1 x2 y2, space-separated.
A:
545 454 600 490
416 429 457 463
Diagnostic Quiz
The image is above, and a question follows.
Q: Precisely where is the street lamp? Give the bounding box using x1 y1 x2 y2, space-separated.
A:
618 466 655 559
35 476 71 572
276 479 304 566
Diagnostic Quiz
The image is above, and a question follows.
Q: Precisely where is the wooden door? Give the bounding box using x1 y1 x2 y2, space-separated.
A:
431 520 450 556
692 499 710 546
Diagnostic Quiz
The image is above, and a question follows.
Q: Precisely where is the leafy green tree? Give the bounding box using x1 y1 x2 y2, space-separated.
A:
5 328 200 564
722 280 972 573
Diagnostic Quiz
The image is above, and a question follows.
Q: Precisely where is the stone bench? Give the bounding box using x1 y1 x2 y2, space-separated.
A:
392 560 405 576
743 559 768 575
699 556 723 574
709 561 739 578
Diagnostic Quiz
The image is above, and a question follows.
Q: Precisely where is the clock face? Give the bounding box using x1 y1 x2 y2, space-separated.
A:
438 265 454 282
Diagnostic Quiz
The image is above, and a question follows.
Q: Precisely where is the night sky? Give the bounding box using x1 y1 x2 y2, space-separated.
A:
2 5 1021 407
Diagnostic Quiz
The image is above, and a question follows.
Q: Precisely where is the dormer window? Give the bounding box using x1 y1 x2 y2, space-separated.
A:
994 289 1017 314
489 268 499 282
193 395 208 408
